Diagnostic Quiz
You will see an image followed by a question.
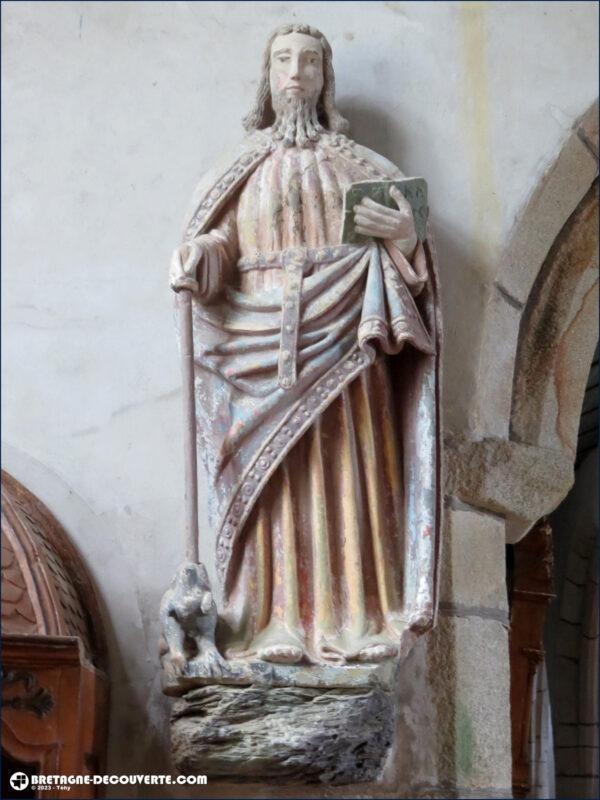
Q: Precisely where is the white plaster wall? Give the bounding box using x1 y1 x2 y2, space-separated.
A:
1 1 598 792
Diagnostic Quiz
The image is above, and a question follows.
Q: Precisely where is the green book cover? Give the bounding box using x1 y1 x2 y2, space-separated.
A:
341 177 428 245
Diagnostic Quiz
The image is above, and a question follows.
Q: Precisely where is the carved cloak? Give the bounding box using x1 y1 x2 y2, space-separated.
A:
179 130 442 637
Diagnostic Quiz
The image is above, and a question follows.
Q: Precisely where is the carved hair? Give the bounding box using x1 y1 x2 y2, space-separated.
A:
243 23 349 134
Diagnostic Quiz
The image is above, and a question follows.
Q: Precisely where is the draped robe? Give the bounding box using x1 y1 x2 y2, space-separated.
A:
181 130 441 665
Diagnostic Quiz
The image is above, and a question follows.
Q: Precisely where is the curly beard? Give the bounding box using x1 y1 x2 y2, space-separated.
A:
270 92 325 148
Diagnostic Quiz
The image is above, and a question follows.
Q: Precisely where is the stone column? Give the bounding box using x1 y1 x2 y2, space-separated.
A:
392 504 512 799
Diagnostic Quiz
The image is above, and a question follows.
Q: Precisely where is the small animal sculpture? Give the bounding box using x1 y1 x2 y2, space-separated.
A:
159 561 226 677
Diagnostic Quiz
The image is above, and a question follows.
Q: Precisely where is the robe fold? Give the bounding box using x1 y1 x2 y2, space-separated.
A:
180 130 441 664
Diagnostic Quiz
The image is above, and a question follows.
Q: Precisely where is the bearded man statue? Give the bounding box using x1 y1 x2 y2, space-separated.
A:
169 23 441 670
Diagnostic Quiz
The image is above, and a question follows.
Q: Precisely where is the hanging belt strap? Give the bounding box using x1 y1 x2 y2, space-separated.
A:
278 248 308 390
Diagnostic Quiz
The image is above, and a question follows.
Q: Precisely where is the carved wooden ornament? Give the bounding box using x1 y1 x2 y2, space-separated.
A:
1 472 108 797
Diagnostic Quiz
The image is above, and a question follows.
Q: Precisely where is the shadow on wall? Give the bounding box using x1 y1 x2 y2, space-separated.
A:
342 99 488 435
341 99 407 166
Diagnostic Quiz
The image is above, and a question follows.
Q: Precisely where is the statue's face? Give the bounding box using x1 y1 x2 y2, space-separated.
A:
269 32 324 103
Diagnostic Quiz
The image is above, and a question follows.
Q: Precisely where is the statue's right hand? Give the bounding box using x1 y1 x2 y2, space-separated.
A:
169 240 203 293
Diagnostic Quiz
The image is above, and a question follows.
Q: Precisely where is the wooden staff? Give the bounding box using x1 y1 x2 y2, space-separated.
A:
177 288 199 564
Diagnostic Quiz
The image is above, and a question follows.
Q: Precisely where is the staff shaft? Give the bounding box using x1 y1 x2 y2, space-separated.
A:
178 289 199 563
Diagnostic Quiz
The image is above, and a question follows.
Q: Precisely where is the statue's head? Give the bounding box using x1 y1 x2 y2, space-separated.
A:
243 23 349 146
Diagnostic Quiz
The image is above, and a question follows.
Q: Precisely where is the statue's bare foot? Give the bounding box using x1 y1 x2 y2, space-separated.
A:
257 644 304 664
353 643 398 663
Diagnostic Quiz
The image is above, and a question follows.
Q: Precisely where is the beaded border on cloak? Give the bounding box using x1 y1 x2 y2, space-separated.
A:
215 345 373 583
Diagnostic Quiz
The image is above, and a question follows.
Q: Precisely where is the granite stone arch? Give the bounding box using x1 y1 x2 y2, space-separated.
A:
510 181 598 461
446 101 599 544
425 101 598 799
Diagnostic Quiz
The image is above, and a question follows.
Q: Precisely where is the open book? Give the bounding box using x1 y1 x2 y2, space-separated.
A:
341 177 428 245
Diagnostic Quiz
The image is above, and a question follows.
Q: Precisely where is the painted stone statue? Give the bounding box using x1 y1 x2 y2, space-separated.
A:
162 23 441 783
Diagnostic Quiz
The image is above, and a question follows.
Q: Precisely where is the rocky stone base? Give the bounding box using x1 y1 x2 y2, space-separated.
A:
171 682 394 784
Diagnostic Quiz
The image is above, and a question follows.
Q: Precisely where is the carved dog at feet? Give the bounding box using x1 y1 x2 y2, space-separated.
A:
159 561 225 676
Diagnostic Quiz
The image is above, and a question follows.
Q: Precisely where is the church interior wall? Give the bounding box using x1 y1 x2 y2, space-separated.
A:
2 2 598 796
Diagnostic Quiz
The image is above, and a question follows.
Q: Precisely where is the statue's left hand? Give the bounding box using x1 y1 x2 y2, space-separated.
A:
354 186 417 257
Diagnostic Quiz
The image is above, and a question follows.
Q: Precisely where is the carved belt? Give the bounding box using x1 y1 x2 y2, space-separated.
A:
237 245 356 391
236 244 355 273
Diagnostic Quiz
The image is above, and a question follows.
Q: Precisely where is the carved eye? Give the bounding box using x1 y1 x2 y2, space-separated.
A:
277 56 290 64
